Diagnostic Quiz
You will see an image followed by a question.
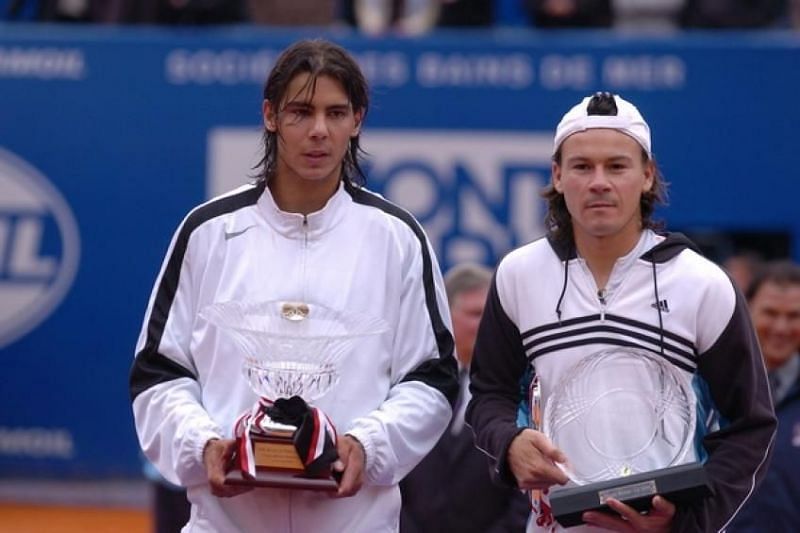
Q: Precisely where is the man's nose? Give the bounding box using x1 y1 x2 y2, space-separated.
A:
309 112 328 138
588 166 611 190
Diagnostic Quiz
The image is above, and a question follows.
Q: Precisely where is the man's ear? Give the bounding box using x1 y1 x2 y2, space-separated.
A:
552 161 563 193
351 108 364 137
263 100 277 132
642 159 655 193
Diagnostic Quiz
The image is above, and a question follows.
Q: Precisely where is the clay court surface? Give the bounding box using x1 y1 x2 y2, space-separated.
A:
0 479 151 533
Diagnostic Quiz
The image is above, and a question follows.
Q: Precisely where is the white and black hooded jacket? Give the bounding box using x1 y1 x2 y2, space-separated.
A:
466 230 777 533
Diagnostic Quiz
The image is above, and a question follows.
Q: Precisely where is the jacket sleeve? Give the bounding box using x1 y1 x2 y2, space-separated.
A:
465 269 529 488
344 230 458 486
129 219 223 489
672 285 777 532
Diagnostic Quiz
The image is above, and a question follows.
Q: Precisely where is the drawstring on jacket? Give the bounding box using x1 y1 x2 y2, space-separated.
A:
555 257 569 324
651 259 665 357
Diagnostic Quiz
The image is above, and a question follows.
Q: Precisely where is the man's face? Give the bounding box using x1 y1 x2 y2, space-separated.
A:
749 281 800 370
553 129 654 243
451 286 489 368
264 73 362 186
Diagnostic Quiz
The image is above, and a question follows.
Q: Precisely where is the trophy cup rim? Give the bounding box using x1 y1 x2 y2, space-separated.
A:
200 299 390 340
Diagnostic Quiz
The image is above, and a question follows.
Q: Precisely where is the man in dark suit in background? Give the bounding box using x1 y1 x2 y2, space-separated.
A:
400 263 530 533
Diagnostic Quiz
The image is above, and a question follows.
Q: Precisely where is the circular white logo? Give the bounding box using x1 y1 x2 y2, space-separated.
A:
0 148 80 349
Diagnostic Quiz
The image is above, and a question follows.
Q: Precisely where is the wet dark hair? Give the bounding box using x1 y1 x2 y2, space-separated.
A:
541 92 668 246
745 260 800 301
254 39 369 186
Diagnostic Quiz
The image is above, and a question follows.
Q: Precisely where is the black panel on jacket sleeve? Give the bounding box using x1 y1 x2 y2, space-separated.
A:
346 181 458 406
466 274 529 488
129 346 196 401
673 288 777 532
129 184 264 403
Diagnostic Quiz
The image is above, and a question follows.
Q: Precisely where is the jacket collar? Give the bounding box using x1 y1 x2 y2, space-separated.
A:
255 181 349 240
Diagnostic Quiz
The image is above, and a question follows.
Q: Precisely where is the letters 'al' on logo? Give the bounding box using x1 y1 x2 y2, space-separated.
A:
0 148 80 348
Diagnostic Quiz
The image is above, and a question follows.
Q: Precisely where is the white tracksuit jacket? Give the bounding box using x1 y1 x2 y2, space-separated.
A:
130 180 458 532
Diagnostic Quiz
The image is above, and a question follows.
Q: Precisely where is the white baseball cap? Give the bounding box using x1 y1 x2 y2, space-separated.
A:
553 93 651 158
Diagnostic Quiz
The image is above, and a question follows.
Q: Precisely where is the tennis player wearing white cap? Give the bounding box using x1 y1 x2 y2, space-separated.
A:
467 92 776 533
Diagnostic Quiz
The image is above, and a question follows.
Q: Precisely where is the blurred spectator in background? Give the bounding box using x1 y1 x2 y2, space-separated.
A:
724 250 765 293
342 0 494 34
729 260 800 531
438 0 494 27
247 0 337 26
612 0 684 31
5 0 246 23
400 263 530 533
679 0 787 28
524 0 612 28
791 0 800 27
347 0 441 34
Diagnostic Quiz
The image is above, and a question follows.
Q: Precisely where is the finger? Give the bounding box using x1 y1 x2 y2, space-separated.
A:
519 462 568 489
216 482 253 498
336 455 361 498
336 467 357 497
605 498 642 523
547 463 570 485
651 495 676 517
583 507 634 533
530 432 568 464
335 441 363 497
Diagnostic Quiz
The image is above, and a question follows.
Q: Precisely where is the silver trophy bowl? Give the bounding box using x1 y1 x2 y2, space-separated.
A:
542 347 696 485
201 300 388 403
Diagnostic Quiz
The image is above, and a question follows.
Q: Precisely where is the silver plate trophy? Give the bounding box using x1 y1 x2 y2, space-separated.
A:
201 300 388 491
542 347 711 527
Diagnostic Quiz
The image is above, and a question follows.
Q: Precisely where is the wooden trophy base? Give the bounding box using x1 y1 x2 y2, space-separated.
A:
225 469 339 491
224 433 338 492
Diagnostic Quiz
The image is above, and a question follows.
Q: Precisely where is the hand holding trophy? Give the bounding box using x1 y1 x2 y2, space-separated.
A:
542 348 712 527
201 300 387 491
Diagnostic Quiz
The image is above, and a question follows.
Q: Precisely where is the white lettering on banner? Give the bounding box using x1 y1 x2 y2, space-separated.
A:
602 55 686 90
164 49 686 90
0 149 80 349
362 131 550 266
0 47 85 80
352 51 410 87
539 54 594 90
0 427 74 458
206 128 550 268
165 48 411 87
417 53 534 88
166 48 279 85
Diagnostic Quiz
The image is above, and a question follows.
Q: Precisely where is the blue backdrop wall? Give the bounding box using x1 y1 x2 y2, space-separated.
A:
0 25 798 478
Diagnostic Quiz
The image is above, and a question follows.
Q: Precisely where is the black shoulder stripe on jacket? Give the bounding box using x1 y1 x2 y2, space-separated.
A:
525 325 698 368
522 313 696 351
344 182 458 405
129 184 265 402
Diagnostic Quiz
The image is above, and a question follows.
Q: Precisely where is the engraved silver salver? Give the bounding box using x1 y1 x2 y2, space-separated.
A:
543 347 711 528
543 347 696 485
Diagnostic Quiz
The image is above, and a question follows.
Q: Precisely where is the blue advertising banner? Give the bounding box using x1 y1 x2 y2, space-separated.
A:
0 25 798 478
